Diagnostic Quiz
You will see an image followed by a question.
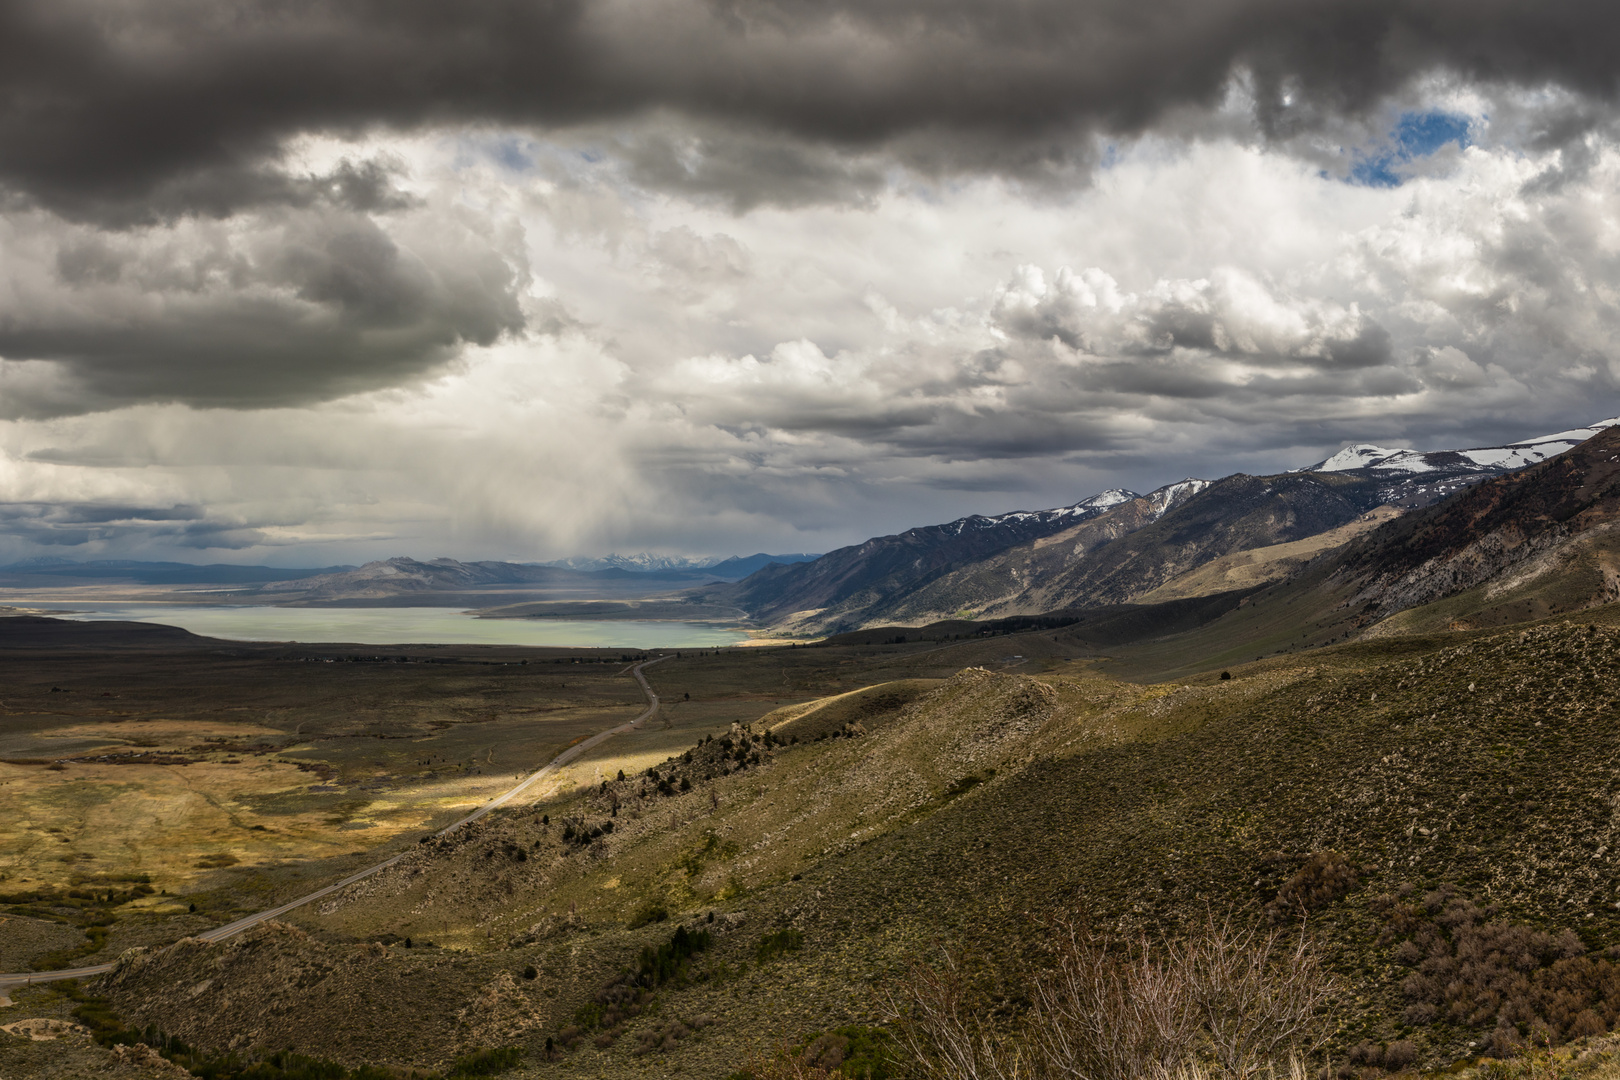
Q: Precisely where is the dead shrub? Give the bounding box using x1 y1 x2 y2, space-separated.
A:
1177 916 1336 1075
888 954 1027 1080
1401 1002 1438 1026
1569 1010 1605 1039
734 1048 841 1080
631 1020 692 1057
734 1027 893 1080
890 914 1336 1080
1346 1042 1380 1068
1344 1039 1415 1073
1023 921 1201 1080
1391 941 1423 966
800 1032 850 1071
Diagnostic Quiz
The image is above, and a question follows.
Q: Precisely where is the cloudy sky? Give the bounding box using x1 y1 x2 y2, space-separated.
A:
2 0 1619 565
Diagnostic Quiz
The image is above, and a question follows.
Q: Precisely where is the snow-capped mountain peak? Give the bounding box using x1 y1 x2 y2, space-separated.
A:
1308 418 1620 476
1315 444 1416 472
1076 488 1139 512
960 482 1211 534
976 489 1142 531
1147 478 1212 517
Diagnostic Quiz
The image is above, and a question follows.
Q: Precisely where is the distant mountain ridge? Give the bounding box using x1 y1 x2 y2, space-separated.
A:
0 551 817 601
1117 420 1620 672
253 555 786 603
0 559 356 586
543 552 820 575
5 419 1614 624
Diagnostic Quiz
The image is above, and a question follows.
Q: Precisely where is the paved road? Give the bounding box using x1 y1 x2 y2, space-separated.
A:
0 655 671 997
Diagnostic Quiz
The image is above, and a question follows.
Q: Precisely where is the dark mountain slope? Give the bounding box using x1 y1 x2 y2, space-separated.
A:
712 422 1618 638
0 560 355 586
702 553 821 579
255 556 736 604
709 488 1165 628
0 615 218 649
764 471 1393 634
752 482 1206 634
1330 422 1620 621
1101 424 1620 680
973 470 1393 617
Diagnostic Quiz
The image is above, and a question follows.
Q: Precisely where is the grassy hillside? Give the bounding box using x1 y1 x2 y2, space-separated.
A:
2 607 1607 1078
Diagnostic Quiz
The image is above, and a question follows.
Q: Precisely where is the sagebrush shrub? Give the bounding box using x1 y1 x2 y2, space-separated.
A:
1379 885 1620 1049
1266 851 1358 921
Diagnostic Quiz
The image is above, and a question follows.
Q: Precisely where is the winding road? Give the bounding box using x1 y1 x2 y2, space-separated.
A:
0 654 671 997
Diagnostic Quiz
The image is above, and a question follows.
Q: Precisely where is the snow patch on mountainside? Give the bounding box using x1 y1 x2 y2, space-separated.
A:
939 481 1208 539
1309 418 1620 475
1316 444 1423 472
994 489 1139 524
949 489 1141 535
1147 478 1212 516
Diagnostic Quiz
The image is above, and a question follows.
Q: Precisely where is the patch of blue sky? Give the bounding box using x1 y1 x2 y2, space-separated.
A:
1348 110 1473 188
490 136 535 172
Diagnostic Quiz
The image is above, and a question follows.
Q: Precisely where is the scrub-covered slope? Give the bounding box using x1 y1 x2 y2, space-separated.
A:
79 612 1620 1079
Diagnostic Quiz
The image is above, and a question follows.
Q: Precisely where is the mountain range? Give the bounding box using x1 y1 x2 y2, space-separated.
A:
705 417 1620 636
44 421 1620 1079
5 421 1616 628
540 552 820 574
0 552 821 603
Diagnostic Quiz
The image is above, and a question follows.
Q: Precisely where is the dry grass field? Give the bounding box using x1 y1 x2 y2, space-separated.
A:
0 638 652 899
0 621 1048 977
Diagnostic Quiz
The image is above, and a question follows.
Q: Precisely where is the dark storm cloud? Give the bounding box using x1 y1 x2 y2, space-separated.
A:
3 0 1619 219
616 125 889 212
0 501 269 548
0 208 524 412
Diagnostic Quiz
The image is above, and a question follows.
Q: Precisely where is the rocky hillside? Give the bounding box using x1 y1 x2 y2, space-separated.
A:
894 470 1399 627
719 481 1209 634
1082 424 1620 679
1327 423 1620 624
746 470 1411 636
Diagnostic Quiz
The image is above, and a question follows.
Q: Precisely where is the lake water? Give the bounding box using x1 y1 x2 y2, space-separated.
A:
33 604 750 648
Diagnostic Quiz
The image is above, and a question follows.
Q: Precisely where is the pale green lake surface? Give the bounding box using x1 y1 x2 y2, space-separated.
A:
36 605 749 647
